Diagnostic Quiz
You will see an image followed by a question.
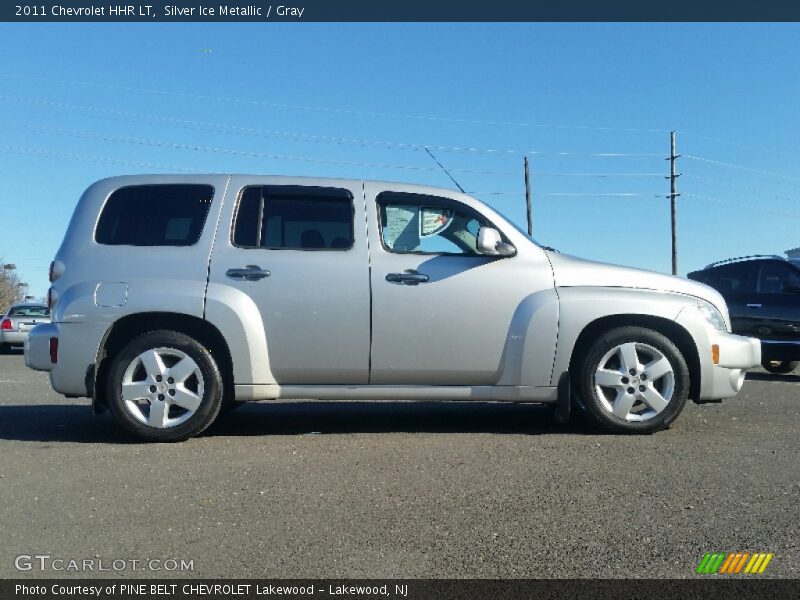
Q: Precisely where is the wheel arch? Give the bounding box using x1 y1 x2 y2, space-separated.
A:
93 312 234 413
568 314 702 402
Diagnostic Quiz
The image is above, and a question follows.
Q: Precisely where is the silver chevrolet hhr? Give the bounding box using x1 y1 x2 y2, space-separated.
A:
25 175 761 441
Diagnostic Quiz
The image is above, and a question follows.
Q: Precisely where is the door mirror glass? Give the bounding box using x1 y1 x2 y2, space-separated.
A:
477 227 516 257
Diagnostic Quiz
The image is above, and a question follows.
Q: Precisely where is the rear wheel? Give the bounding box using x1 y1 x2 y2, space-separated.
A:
106 330 223 442
575 326 689 433
761 359 798 374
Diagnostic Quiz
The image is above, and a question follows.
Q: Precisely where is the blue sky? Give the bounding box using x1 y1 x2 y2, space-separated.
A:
1 23 799 298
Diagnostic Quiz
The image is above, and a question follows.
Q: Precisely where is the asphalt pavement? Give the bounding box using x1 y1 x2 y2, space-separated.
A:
0 350 798 578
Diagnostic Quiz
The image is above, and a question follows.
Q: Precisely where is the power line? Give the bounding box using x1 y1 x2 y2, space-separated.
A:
679 130 800 161
0 144 207 172
683 154 800 184
0 73 670 134
683 192 800 219
682 173 799 203
0 122 518 175
0 95 667 159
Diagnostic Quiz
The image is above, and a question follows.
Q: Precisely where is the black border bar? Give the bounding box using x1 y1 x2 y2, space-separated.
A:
3 1 800 22
3 579 800 600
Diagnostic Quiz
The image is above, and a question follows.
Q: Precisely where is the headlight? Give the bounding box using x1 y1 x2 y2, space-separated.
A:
696 302 727 331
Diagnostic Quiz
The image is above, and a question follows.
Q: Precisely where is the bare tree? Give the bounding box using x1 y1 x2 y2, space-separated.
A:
0 260 25 313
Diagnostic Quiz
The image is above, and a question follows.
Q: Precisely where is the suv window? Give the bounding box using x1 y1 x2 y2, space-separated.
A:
757 262 800 293
377 192 489 255
95 184 214 246
702 262 756 294
232 186 354 250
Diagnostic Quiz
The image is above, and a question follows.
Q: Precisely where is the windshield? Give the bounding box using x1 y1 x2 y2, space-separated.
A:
486 204 550 248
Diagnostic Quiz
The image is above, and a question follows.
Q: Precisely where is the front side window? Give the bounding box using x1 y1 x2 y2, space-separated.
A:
377 192 488 255
232 186 354 250
95 184 214 246
757 263 800 293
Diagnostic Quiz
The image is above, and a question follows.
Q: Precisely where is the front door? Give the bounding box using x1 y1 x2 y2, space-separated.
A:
208 177 370 384
365 183 554 385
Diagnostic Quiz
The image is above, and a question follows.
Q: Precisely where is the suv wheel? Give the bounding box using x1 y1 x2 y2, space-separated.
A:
761 359 798 374
575 326 689 433
106 330 223 442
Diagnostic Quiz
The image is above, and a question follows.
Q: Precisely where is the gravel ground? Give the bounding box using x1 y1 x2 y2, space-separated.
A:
0 351 797 579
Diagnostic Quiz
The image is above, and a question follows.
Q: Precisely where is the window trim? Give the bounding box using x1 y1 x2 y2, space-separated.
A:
93 183 215 247
231 185 356 252
375 191 506 257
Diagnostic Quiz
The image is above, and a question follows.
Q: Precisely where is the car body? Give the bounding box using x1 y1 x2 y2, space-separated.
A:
25 175 760 441
688 255 800 373
0 303 50 351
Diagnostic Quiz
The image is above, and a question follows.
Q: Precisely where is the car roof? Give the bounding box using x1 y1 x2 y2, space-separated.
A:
702 255 790 270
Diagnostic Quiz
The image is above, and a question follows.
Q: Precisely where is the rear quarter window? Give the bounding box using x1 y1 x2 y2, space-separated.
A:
95 184 214 246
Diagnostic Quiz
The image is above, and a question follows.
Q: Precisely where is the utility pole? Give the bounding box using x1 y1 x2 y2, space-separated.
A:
524 156 533 236
669 131 680 275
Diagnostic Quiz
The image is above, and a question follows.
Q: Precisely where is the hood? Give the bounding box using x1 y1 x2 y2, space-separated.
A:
546 252 728 311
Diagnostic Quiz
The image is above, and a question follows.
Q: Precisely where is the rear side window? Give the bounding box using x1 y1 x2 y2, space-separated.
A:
701 262 756 294
95 184 214 246
232 185 354 250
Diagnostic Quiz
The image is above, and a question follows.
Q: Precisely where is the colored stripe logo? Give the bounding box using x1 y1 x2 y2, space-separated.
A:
696 552 774 574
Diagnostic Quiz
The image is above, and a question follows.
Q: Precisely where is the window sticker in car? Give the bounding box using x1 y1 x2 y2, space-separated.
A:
420 207 453 238
384 205 420 250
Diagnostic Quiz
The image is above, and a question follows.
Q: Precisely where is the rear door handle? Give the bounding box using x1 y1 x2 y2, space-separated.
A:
386 270 429 285
226 265 271 281
746 303 763 309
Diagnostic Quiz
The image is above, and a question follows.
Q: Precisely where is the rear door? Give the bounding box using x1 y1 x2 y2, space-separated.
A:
208 177 370 384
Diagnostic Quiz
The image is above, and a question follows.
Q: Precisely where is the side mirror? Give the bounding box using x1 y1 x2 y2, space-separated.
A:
477 227 516 257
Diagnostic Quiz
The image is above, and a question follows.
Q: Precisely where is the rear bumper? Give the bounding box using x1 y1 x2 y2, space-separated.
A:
24 323 58 370
0 330 28 345
759 339 800 361
25 321 108 397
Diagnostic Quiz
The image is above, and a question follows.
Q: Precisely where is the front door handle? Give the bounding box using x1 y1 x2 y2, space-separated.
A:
226 265 271 281
746 303 763 309
386 270 430 286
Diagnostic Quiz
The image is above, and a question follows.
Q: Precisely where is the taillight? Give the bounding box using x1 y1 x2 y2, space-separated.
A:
49 260 64 283
49 337 59 364
0 319 11 331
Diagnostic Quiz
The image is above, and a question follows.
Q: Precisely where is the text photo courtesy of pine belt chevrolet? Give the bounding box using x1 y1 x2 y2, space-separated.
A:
24 175 761 441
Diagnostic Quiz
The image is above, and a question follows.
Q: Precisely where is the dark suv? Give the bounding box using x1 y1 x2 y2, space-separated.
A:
689 256 800 374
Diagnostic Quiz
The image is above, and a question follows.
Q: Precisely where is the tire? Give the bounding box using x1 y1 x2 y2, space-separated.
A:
761 359 798 374
574 326 690 434
106 330 223 442
0 343 8 354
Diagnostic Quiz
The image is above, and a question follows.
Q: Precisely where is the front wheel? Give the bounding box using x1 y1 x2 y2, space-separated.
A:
574 326 690 434
761 359 798 374
106 330 223 442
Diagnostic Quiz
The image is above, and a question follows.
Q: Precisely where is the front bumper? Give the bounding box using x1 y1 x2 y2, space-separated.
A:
760 339 800 361
701 329 761 400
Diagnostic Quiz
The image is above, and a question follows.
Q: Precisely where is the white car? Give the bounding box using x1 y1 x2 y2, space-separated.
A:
25 175 760 441
1 303 50 352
